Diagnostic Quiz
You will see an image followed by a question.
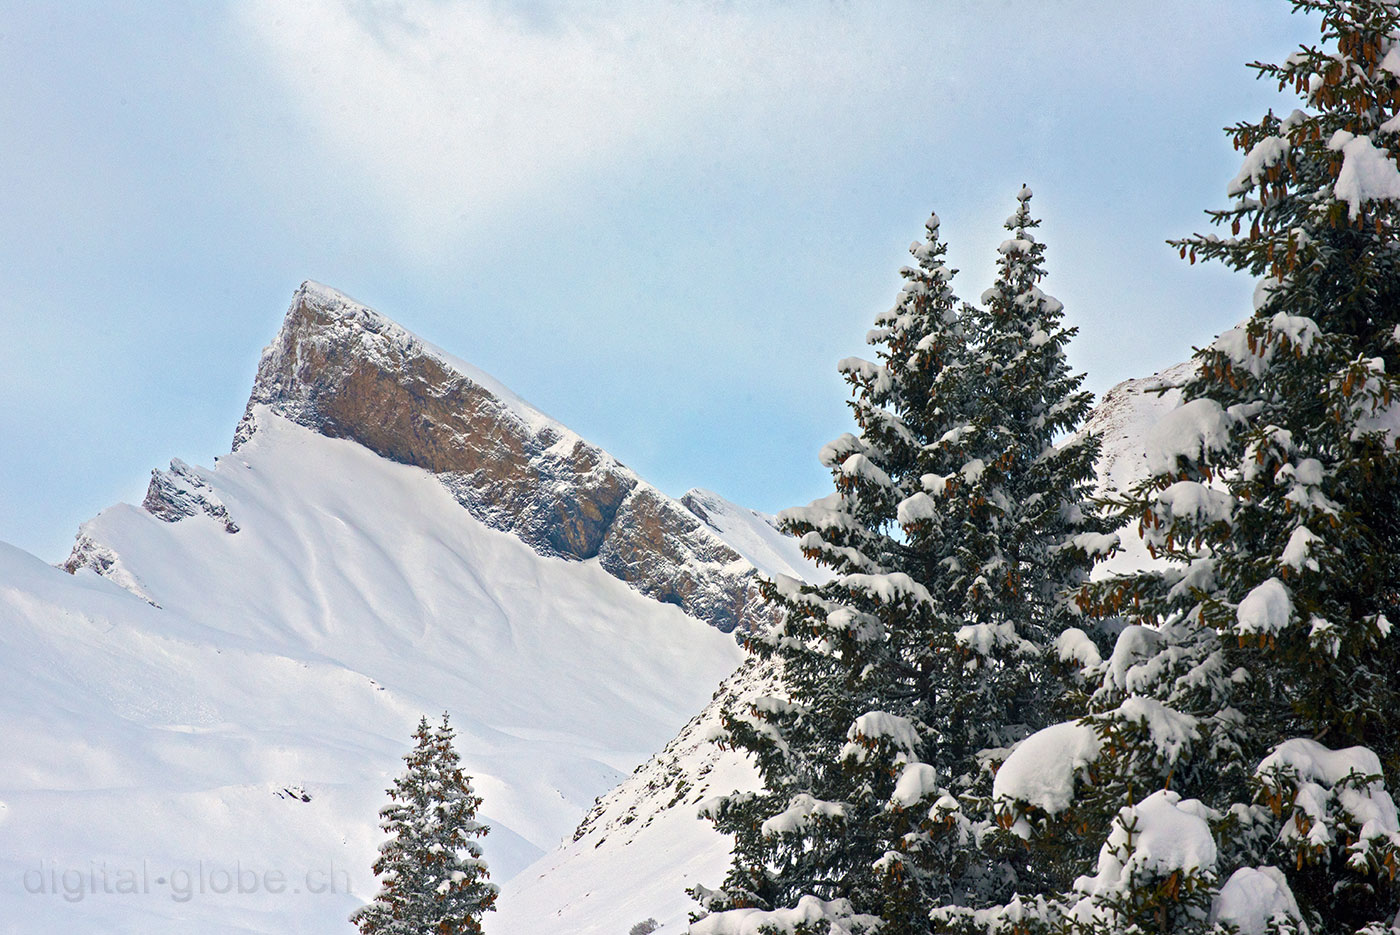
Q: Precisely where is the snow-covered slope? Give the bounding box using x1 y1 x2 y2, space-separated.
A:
679 488 831 586
0 283 838 934
495 659 776 935
489 361 1201 934
1078 360 1193 499
0 412 747 932
1077 359 1192 577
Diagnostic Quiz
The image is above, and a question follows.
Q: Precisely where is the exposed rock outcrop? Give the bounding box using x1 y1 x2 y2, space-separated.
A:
143 458 239 533
230 282 776 632
598 486 762 625
66 459 236 591
62 533 160 606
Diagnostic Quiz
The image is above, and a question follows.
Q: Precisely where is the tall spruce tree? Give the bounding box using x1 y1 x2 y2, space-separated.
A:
690 201 1105 935
352 713 498 935
981 6 1400 935
939 188 1108 763
929 189 1117 911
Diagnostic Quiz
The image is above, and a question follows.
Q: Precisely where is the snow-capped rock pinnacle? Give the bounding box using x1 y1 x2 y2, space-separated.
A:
222 281 784 632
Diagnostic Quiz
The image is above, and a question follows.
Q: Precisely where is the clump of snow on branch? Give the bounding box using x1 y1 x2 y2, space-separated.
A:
1154 481 1235 530
1234 577 1293 637
1229 135 1290 197
890 763 940 809
844 711 921 762
1329 131 1400 220
1256 738 1400 873
1055 627 1103 668
1279 526 1321 573
760 794 847 837
1113 696 1199 761
1073 790 1218 902
956 621 1037 659
690 895 881 935
1143 398 1240 475
1105 624 1164 693
1209 866 1305 935
993 721 1102 816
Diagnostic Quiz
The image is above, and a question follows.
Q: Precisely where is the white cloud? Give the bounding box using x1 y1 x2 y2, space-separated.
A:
236 0 937 246
233 0 1300 274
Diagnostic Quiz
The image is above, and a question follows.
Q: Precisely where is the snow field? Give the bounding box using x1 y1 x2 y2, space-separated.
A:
0 412 745 933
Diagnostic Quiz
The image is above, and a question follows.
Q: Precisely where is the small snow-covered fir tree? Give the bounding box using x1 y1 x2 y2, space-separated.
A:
982 6 1400 935
690 202 1105 935
352 713 498 935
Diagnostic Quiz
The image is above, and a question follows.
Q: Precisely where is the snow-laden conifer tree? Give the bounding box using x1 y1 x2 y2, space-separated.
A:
352 713 498 935
940 188 1108 763
982 6 1400 935
690 202 1105 935
929 189 1116 908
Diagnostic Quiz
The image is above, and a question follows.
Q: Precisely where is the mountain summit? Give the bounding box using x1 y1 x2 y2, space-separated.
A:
4 283 823 934
73 281 814 632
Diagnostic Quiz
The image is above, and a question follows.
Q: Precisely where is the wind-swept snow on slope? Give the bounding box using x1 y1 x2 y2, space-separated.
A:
680 488 832 586
491 492 827 933
0 410 745 933
495 660 778 934
1076 360 1192 500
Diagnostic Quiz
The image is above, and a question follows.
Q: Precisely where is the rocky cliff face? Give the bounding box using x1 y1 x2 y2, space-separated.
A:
210 281 777 632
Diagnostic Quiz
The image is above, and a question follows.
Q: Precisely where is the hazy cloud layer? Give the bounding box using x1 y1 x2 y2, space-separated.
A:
238 0 938 245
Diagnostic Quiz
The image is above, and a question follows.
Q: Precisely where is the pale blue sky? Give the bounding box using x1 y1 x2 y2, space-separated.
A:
1 1 1312 560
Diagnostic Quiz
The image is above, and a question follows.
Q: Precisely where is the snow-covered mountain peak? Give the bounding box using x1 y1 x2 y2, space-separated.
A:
74 282 821 633
8 282 834 932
